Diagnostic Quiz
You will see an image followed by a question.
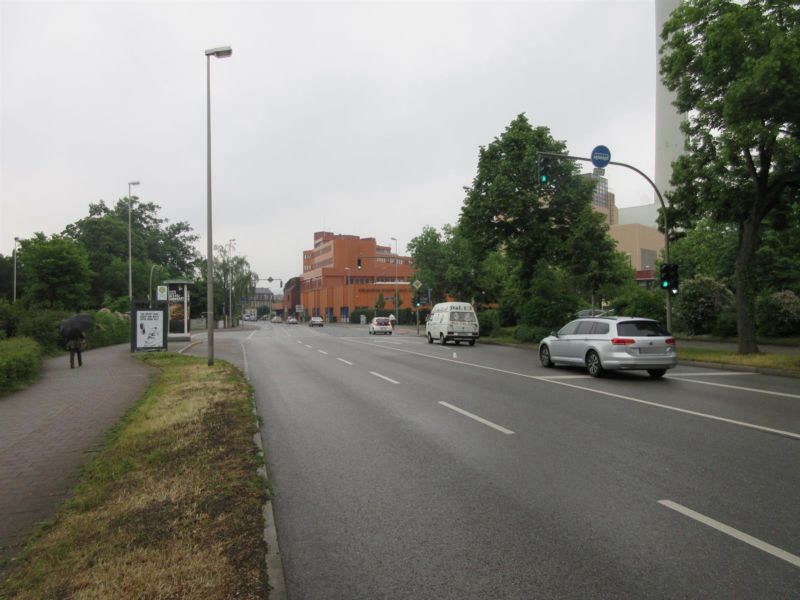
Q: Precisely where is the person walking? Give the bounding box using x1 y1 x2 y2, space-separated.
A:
66 331 86 369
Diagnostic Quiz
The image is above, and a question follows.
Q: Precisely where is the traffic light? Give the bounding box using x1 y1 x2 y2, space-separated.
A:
538 157 551 185
659 263 679 295
357 258 362 270
414 295 421 308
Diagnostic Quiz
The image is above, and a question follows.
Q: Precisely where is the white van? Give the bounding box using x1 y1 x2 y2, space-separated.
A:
425 302 479 345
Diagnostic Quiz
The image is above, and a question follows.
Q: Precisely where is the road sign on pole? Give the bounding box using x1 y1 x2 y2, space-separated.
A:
412 279 422 290
591 145 611 169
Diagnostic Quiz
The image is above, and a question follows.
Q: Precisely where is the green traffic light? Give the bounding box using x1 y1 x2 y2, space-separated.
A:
661 281 669 288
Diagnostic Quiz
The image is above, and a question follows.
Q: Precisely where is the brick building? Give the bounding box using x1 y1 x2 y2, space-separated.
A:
299 231 414 322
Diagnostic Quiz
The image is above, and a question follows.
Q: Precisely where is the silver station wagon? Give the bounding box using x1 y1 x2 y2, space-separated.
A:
539 317 677 378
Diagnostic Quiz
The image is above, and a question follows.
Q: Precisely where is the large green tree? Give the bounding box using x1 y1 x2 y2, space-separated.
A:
63 199 200 306
17 234 93 309
660 0 800 353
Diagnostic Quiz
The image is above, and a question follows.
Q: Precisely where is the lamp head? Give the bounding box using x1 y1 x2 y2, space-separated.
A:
206 46 233 58
129 181 140 186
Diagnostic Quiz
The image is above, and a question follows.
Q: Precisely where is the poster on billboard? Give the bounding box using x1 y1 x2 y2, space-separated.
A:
132 308 167 352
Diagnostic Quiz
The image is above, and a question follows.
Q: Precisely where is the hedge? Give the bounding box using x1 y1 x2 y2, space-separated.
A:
0 337 42 394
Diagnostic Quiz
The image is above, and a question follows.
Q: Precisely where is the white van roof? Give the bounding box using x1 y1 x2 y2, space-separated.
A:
431 302 474 312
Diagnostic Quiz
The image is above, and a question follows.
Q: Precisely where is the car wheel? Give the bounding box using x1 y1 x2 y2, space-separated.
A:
455 340 461 346
540 345 554 368
468 340 475 346
586 350 604 378
389 331 392 335
440 333 447 345
647 369 666 379
427 333 433 344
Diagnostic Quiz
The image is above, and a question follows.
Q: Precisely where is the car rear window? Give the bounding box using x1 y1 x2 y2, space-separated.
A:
375 318 390 325
617 321 670 337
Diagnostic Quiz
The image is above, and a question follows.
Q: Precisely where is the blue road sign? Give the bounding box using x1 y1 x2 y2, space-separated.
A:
591 145 611 169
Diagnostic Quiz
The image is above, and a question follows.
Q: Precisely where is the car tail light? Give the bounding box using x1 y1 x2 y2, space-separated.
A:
611 337 636 345
666 338 676 345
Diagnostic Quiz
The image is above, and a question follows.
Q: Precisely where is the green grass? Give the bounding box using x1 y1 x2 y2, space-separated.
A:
677 347 800 372
0 353 268 599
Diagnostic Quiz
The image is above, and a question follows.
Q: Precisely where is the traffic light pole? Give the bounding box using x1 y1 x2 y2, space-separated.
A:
538 152 673 332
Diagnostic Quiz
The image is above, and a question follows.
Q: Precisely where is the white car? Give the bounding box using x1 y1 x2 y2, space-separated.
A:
287 317 298 325
309 316 324 327
369 317 393 335
271 316 282 323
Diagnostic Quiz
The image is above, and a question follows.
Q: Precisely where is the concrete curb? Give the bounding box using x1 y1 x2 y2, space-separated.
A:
677 360 800 379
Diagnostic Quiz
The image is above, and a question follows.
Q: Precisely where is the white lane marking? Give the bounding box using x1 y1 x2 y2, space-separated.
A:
370 371 400 385
439 401 515 435
537 375 592 380
541 378 800 440
247 329 257 340
318 350 328 355
344 339 800 440
305 344 313 349
669 372 757 377
658 500 800 569
453 352 458 359
297 340 303 344
337 358 353 365
666 377 800 400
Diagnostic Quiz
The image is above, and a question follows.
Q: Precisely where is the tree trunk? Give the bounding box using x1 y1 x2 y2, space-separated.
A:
735 218 759 354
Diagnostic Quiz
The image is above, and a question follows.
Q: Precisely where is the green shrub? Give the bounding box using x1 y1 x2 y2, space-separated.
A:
87 310 130 347
756 290 800 337
0 299 25 338
0 337 42 393
675 276 735 335
610 286 666 322
17 309 71 355
478 309 501 337
513 324 548 344
713 309 738 338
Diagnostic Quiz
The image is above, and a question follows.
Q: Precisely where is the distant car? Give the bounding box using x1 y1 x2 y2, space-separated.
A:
242 314 256 321
369 317 392 335
287 317 298 325
309 316 324 327
538 316 677 379
271 316 282 323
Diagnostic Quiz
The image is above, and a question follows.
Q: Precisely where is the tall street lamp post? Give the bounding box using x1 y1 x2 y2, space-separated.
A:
12 237 20 303
227 238 236 328
205 45 232 366
127 181 140 303
391 237 399 318
149 264 163 308
344 267 352 323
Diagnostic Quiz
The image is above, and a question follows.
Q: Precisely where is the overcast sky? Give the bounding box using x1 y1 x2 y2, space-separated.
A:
2 0 658 289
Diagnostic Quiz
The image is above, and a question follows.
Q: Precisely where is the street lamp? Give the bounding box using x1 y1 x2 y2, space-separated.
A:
149 264 163 308
205 45 232 366
127 181 140 303
227 238 236 328
12 237 19 303
391 237 399 317
344 267 353 323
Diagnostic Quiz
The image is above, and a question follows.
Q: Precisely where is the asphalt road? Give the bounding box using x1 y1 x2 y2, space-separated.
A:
188 324 800 599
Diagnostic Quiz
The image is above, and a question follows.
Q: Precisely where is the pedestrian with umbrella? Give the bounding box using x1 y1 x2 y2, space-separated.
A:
59 314 92 369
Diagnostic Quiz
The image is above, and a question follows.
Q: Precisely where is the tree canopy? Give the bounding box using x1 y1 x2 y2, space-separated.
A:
660 0 800 352
17 233 93 309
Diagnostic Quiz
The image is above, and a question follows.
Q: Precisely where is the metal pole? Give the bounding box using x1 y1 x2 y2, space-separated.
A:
12 237 19 303
206 53 215 365
228 239 235 328
128 184 133 302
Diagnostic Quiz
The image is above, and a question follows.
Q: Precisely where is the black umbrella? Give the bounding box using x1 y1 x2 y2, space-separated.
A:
59 314 93 339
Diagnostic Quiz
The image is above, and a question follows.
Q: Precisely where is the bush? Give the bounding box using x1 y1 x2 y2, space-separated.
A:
756 290 800 337
17 309 71 354
87 309 130 347
513 324 549 344
0 337 42 394
610 286 666 322
478 309 501 337
674 276 735 335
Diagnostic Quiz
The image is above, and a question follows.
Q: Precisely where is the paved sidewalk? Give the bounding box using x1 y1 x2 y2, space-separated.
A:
0 344 154 567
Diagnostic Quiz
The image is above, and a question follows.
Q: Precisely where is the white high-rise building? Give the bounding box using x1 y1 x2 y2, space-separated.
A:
618 0 683 228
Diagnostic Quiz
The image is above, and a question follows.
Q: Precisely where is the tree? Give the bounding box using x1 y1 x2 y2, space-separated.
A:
17 233 93 309
660 0 800 353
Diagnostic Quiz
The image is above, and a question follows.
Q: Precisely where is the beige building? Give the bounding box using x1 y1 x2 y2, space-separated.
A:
609 223 665 287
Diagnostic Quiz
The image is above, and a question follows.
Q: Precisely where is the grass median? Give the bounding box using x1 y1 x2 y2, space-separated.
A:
677 347 800 373
0 353 269 599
